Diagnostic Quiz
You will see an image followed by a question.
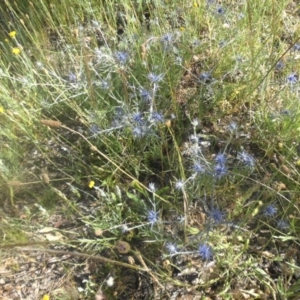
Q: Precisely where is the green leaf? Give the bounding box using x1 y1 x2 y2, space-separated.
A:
126 191 141 203
186 226 200 235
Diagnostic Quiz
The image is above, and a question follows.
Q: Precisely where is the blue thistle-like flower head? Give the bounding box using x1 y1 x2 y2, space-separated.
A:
263 204 277 218
139 88 152 102
68 72 77 83
198 243 213 261
90 124 101 136
214 164 227 179
277 219 289 231
198 72 212 84
287 73 298 84
215 153 227 165
193 162 205 174
228 121 238 132
292 43 300 51
132 112 144 124
147 210 159 225
192 39 201 47
275 61 284 71
98 79 110 90
148 72 164 84
161 33 173 44
281 109 291 116
207 0 216 5
175 180 185 191
160 33 174 51
114 51 129 65
131 126 146 138
166 242 178 254
215 6 225 16
219 40 227 48
150 112 164 123
209 208 225 224
237 151 255 168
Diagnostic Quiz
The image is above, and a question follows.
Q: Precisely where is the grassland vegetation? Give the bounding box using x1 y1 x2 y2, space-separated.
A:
0 0 300 299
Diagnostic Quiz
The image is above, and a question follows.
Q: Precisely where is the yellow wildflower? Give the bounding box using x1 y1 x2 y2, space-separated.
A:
12 47 21 55
5 38 9 42
9 31 16 38
88 180 95 188
0 107 4 113
42 295 50 300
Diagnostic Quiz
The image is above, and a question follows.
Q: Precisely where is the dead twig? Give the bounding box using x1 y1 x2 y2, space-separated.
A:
15 247 148 272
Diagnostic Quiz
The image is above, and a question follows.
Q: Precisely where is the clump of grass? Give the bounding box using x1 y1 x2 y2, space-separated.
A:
0 0 300 299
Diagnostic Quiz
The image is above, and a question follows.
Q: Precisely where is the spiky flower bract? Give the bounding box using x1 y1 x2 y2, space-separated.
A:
198 243 213 261
114 51 129 65
215 153 226 165
215 6 225 16
175 180 185 190
131 126 146 138
147 210 159 225
98 79 110 90
228 121 238 132
237 151 255 168
277 220 289 231
132 112 143 124
214 164 227 179
275 61 284 71
292 43 300 51
90 124 101 136
161 33 174 50
263 204 277 218
209 208 225 224
150 112 164 123
139 88 152 102
192 161 205 174
148 72 164 84
287 73 298 84
166 242 178 254
198 72 212 84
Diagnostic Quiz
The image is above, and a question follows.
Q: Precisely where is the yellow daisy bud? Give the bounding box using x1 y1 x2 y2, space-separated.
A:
9 31 16 38
12 47 21 55
88 180 95 188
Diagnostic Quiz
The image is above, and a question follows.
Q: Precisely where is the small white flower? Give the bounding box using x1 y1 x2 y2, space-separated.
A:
121 224 130 233
106 276 114 287
191 118 199 127
148 182 156 192
166 242 177 254
36 61 43 70
175 180 185 190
